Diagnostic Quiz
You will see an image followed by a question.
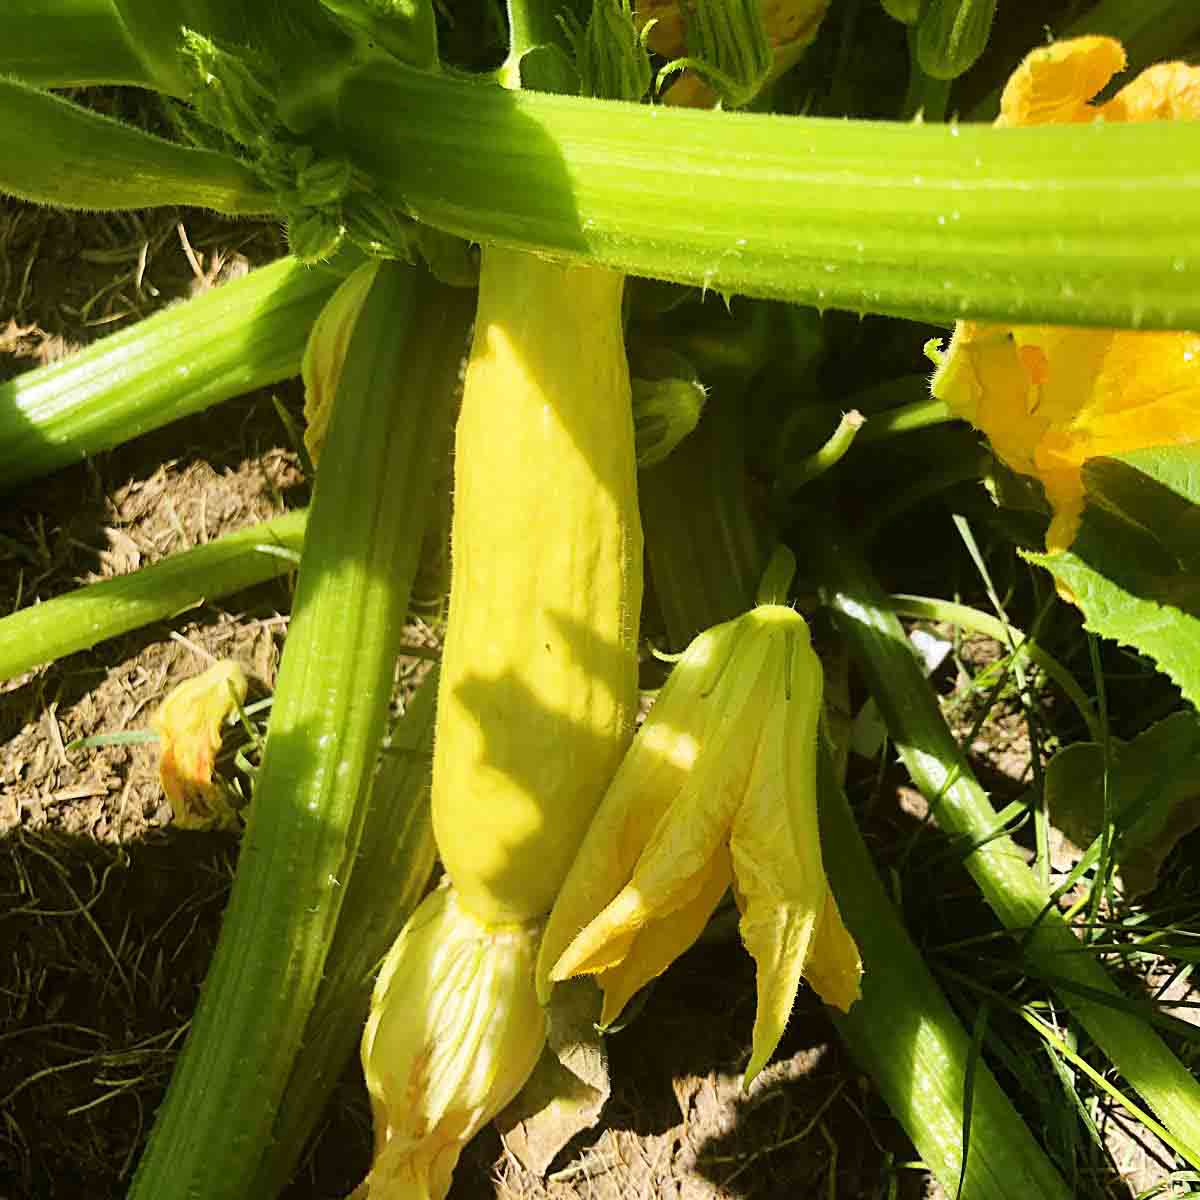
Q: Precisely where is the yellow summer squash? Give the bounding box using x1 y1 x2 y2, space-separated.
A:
432 244 644 924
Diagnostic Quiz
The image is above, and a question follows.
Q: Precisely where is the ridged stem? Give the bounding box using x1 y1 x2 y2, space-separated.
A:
807 513 1200 1168
329 62 1200 327
127 263 474 1199
0 255 345 489
252 668 440 1196
0 510 306 682
821 752 1071 1198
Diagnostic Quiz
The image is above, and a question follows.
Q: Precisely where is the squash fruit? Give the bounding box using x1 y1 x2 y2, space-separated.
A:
432 244 644 924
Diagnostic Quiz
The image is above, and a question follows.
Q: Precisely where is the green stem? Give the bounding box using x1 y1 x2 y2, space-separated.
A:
855 391 954 443
806 512 1200 1168
0 78 274 213
128 263 474 1200
505 0 563 63
328 63 1200 326
821 752 1071 1199
0 0 152 87
0 511 306 682
252 667 439 1196
773 408 865 497
640 398 768 650
0 254 346 489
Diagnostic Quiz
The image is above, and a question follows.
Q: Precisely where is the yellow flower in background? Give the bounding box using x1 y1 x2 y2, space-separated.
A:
151 659 247 830
537 605 861 1085
355 882 546 1200
929 36 1200 553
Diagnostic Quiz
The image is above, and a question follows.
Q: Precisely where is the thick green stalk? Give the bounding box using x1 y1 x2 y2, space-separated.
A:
329 63 1200 327
0 255 345 489
0 78 274 213
821 752 1071 1199
128 264 473 1199
252 667 439 1197
807 514 1200 1167
640 399 767 650
0 0 152 87
0 511 306 682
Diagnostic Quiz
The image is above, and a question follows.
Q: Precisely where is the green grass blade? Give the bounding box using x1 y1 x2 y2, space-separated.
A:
127 262 474 1200
808 513 1200 1169
0 255 345 489
0 510 307 682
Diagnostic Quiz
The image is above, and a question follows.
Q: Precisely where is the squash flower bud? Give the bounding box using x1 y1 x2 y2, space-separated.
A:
538 605 861 1084
640 0 829 108
915 0 997 82
632 374 706 467
151 659 247 830
565 0 652 103
355 881 547 1200
928 36 1200 553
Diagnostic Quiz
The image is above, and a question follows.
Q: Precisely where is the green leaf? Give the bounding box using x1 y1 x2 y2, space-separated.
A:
1045 712 1200 894
1026 447 1200 709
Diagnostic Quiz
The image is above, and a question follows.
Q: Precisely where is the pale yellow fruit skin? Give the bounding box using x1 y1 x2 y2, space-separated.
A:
432 245 644 924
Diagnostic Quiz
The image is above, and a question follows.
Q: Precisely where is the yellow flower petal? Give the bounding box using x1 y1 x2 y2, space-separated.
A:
545 605 860 1080
1101 61 1200 122
997 35 1125 127
150 659 247 830
535 620 738 1001
931 37 1200 554
804 892 863 1013
356 882 546 1200
591 848 732 1026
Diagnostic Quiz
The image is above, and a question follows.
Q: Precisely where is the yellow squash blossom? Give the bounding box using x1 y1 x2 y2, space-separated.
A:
537 605 861 1084
151 659 247 830
354 881 547 1200
928 36 1200 553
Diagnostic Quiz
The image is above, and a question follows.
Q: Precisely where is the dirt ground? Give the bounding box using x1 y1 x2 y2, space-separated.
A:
2 195 1195 1200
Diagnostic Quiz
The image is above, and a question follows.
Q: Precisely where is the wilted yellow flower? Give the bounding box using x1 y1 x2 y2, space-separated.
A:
355 881 547 1200
151 659 247 830
301 261 380 465
537 605 861 1084
929 36 1200 553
